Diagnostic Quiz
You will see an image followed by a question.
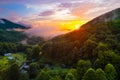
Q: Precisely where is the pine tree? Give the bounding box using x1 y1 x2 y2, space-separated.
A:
77 60 91 79
65 72 76 80
82 68 96 80
104 64 117 80
96 68 107 80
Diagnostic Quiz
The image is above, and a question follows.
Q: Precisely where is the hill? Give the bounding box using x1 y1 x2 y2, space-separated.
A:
0 19 28 42
42 8 120 65
0 18 29 29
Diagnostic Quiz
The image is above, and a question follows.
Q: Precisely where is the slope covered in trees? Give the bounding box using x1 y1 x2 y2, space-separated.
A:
41 8 120 79
42 8 120 64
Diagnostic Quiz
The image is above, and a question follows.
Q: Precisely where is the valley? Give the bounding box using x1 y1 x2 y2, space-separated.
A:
0 2 120 80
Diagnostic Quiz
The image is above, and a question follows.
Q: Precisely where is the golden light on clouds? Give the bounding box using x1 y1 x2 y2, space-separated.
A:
59 20 86 31
25 20 87 38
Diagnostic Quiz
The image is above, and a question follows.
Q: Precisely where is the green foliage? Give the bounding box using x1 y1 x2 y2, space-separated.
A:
65 72 76 80
104 64 117 80
0 29 26 42
35 70 50 80
68 69 78 79
28 62 39 79
26 48 33 60
93 42 109 59
32 45 41 59
1 63 20 80
27 36 44 45
98 50 120 68
93 59 102 69
96 68 107 80
0 56 9 70
82 39 97 59
0 42 17 55
26 45 41 60
82 68 96 80
50 76 62 80
77 60 91 80
46 67 69 79
19 73 29 80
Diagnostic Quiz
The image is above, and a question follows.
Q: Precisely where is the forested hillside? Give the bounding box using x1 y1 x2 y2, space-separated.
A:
41 8 120 79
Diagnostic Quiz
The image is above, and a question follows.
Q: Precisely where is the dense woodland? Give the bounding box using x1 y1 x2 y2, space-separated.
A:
0 8 120 80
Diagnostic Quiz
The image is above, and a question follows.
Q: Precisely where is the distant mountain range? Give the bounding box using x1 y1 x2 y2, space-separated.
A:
0 18 29 42
0 18 29 30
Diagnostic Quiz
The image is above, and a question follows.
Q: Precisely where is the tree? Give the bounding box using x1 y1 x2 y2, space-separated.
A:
77 60 91 80
26 48 33 60
105 35 117 49
68 69 78 79
93 59 102 69
27 36 44 45
28 62 39 79
50 76 62 80
82 68 96 80
93 42 109 58
98 50 118 68
2 63 20 80
82 39 97 59
65 72 76 80
35 70 50 80
96 68 107 80
19 73 29 80
104 64 117 80
32 45 41 59
68 47 79 65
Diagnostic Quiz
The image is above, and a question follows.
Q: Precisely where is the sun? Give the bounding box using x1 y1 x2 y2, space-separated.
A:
59 20 87 31
75 25 80 29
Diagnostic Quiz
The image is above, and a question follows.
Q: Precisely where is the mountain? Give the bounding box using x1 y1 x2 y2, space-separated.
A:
0 19 29 42
0 18 29 30
42 8 120 65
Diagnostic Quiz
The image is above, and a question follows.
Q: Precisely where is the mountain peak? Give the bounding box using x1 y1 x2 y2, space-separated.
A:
84 8 120 27
0 18 29 30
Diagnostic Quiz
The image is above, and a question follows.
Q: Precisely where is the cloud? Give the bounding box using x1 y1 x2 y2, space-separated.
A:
24 20 69 39
83 0 120 19
0 0 85 5
58 2 73 8
6 11 24 22
39 10 54 16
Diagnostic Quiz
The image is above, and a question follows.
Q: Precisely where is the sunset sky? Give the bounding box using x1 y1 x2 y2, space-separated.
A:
0 0 120 38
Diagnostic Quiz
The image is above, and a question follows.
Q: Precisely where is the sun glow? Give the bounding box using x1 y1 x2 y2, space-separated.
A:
59 20 86 31
75 25 80 29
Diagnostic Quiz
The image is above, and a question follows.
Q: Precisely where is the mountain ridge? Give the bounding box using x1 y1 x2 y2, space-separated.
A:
42 7 120 66
81 8 120 27
0 18 29 30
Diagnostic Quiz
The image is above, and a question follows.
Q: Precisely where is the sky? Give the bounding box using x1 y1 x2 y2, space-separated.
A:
0 0 120 38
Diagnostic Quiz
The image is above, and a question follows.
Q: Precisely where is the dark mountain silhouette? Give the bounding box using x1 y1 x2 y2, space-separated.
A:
0 18 29 29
